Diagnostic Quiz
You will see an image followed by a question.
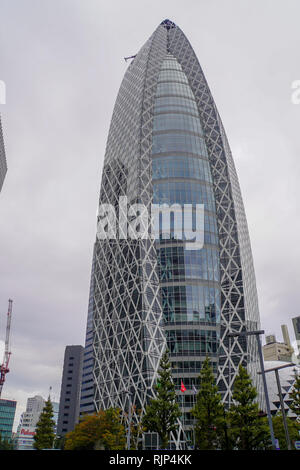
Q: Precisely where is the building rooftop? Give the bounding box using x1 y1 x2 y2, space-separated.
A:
160 19 176 29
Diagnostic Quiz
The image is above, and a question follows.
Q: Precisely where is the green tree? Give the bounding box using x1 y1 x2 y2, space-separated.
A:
272 413 300 450
142 350 181 449
191 357 227 450
289 371 300 418
33 396 56 450
228 365 271 450
64 408 126 450
0 433 14 450
124 406 145 450
54 434 66 450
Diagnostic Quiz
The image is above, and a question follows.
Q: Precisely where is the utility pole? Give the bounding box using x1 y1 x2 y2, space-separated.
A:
0 299 13 399
126 390 132 450
227 329 277 449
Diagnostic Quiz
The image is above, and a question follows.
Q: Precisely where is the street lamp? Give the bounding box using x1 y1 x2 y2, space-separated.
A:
258 362 296 450
125 390 132 451
227 330 276 449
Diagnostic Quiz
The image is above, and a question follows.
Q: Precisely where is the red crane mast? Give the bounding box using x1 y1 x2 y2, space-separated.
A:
0 299 13 399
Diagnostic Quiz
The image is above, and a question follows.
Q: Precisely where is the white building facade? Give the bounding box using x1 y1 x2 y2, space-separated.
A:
15 395 59 450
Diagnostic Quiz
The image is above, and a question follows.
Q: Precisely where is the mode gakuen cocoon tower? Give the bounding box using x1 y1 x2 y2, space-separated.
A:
82 19 263 444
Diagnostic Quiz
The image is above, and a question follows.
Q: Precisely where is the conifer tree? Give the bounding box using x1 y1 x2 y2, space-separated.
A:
33 396 56 450
288 371 300 418
272 412 300 450
228 365 270 450
191 357 227 450
142 350 181 449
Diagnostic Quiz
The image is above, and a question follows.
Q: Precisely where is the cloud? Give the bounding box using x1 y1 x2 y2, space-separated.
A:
0 0 300 428
0 340 4 363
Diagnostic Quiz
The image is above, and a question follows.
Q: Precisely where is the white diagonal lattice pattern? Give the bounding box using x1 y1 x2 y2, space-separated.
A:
90 20 264 447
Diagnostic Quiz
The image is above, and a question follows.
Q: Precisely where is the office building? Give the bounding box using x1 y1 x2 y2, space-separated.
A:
80 251 96 417
0 398 16 440
15 394 59 450
57 345 84 435
83 19 263 442
15 395 45 450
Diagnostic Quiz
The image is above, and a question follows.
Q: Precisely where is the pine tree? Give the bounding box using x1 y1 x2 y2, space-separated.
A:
288 370 300 418
228 365 270 450
191 357 227 450
142 350 181 449
33 396 56 450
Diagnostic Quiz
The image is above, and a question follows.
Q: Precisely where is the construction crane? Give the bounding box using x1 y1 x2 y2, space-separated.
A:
0 299 13 399
124 54 136 62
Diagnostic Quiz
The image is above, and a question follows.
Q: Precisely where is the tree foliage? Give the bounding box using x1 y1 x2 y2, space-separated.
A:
53 434 66 450
0 433 14 450
64 408 126 450
33 396 56 450
228 365 270 450
272 413 300 450
123 406 145 450
191 357 227 450
142 350 181 449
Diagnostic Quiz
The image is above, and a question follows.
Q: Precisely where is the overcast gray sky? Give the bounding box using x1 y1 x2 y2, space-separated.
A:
0 0 300 429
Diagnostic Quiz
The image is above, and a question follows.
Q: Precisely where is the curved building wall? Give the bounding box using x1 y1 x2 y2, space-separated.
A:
152 53 221 428
92 26 167 415
0 116 7 193
165 22 262 404
89 19 263 429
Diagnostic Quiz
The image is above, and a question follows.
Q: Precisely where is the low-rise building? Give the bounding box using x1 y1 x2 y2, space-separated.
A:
264 361 300 417
263 325 294 362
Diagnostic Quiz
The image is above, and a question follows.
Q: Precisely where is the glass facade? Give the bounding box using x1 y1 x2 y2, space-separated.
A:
152 133 207 156
161 284 220 324
152 156 212 183
152 56 220 431
79 246 96 417
0 399 16 440
88 19 263 447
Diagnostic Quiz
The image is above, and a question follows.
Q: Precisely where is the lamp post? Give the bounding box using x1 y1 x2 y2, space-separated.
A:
227 330 276 449
126 390 132 450
258 362 296 450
